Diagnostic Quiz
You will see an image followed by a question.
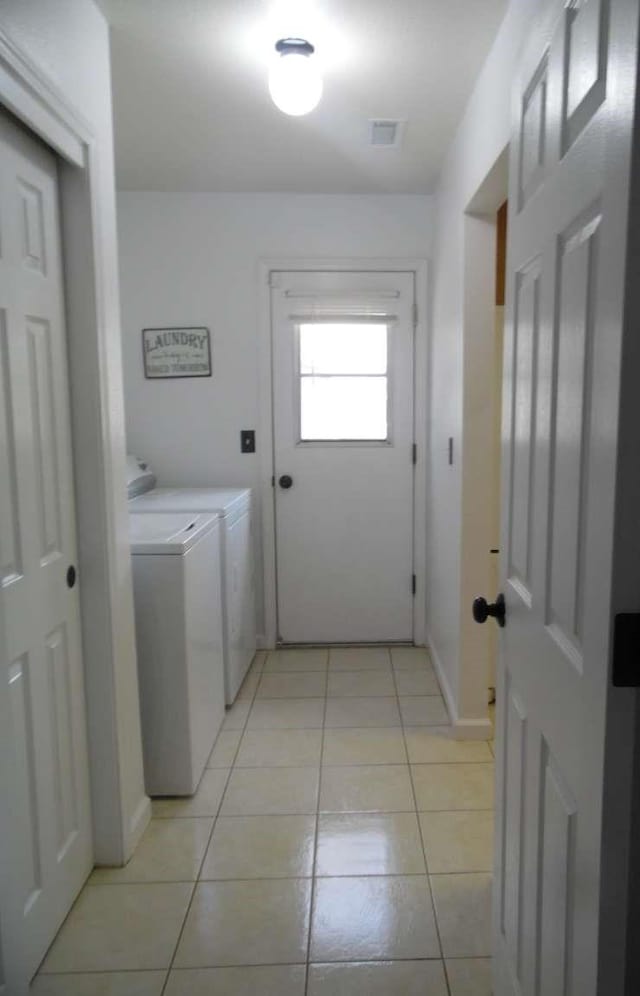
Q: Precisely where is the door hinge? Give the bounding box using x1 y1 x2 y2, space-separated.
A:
412 574 416 596
271 475 275 487
412 443 417 465
412 301 418 328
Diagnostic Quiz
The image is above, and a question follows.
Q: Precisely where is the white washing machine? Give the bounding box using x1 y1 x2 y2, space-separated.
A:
129 510 225 795
127 458 257 705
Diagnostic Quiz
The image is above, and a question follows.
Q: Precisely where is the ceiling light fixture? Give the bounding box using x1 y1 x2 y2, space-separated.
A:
269 38 322 116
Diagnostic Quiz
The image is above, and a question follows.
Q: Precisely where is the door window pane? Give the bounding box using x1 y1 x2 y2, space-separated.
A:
298 322 390 441
301 377 388 440
299 323 387 374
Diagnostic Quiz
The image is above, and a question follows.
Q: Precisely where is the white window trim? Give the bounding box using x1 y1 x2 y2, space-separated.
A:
295 318 394 445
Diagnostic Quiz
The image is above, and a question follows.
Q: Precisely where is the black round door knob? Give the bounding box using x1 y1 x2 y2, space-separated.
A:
279 474 293 489
66 565 77 589
472 593 506 628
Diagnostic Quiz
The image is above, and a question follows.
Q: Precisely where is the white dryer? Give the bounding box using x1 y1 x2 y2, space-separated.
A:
129 511 225 795
127 460 257 705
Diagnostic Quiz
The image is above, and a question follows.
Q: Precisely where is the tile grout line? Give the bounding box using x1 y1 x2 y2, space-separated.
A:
152 807 491 820
205 759 491 769
82 866 497 888
158 650 265 995
390 647 452 996
211 757 491 767
39 953 490 978
303 646 329 996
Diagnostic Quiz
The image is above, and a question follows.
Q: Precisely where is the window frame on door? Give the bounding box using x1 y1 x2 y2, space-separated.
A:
293 316 396 447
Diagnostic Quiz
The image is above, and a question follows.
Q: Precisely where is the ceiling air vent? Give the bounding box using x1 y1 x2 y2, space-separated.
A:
369 119 404 148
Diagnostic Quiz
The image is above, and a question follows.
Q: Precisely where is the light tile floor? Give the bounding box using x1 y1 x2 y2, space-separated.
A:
33 647 494 995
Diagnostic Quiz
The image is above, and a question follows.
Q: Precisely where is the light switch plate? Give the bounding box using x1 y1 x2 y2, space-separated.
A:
241 429 256 453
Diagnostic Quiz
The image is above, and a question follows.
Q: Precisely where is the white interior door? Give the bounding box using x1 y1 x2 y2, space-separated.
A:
272 270 415 644
0 111 92 980
494 0 639 993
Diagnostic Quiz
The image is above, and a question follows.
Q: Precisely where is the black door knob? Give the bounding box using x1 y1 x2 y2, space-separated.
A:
66 565 77 589
279 474 293 489
472 593 506 627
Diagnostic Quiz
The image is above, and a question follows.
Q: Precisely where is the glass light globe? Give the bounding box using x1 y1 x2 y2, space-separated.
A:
269 48 323 116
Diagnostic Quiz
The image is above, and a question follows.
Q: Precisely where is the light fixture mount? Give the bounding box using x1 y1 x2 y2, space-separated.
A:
275 38 315 57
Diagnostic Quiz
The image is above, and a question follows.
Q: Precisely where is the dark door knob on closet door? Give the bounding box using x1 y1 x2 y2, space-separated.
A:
279 474 293 489
472 593 506 628
66 565 77 589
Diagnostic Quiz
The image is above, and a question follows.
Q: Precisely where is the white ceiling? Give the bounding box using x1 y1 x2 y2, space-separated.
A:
103 0 508 194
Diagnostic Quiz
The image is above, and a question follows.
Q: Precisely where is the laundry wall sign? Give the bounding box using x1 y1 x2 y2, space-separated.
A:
142 327 212 379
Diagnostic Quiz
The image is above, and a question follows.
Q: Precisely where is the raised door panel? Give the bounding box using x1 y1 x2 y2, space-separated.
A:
18 180 47 276
0 314 22 587
519 55 548 210
499 681 527 987
26 318 62 565
562 0 608 152
507 260 541 603
546 209 601 671
8 655 42 916
537 741 577 996
46 625 79 860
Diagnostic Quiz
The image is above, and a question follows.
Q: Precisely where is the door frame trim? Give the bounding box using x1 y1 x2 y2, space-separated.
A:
258 257 429 649
0 28 150 967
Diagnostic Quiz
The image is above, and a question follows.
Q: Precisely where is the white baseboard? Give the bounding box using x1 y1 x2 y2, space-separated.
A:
426 631 457 722
125 794 152 863
427 632 493 741
450 716 494 740
94 792 151 868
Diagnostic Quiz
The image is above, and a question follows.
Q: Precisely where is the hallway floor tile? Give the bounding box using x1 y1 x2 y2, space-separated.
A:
315 812 426 876
307 960 448 996
174 879 312 968
310 875 440 962
34 646 495 995
319 763 415 813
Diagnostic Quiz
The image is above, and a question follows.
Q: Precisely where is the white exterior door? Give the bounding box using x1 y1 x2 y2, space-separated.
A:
271 270 415 644
0 112 92 979
494 0 639 993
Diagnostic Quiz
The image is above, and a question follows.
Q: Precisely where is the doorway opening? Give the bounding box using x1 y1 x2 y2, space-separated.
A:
271 270 416 645
259 259 429 651
456 147 510 737
488 200 508 709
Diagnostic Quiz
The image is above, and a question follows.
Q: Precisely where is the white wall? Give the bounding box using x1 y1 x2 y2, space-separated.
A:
427 0 537 729
0 0 148 880
117 192 433 637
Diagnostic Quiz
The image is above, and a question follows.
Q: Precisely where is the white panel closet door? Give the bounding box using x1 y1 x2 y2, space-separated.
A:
271 270 415 644
494 0 639 993
0 111 92 980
